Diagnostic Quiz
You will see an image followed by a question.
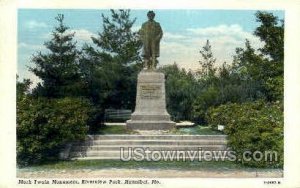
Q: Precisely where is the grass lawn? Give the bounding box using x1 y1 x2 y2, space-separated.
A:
172 125 224 135
18 160 252 171
92 125 223 135
93 125 137 134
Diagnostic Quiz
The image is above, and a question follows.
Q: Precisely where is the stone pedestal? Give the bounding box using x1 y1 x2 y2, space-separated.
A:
126 70 175 130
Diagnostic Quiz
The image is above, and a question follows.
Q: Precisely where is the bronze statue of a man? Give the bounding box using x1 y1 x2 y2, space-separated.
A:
139 11 163 70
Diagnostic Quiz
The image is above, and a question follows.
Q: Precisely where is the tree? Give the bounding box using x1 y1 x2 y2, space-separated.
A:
197 40 217 79
16 75 32 100
254 11 284 63
30 14 82 98
254 11 284 101
217 61 263 103
192 40 220 123
160 64 199 121
91 9 142 65
202 11 284 168
232 11 284 101
80 9 142 110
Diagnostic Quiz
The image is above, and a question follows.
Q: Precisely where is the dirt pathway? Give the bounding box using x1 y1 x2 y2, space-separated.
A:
17 168 283 178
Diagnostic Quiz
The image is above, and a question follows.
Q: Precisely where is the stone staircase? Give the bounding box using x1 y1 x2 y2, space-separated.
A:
69 135 230 161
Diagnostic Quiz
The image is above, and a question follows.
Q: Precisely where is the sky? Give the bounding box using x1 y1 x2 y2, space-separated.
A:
18 9 284 87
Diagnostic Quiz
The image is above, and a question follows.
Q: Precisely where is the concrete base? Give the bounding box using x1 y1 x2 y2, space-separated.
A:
126 70 175 130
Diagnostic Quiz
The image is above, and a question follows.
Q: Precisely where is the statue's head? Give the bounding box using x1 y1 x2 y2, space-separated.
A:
147 11 155 21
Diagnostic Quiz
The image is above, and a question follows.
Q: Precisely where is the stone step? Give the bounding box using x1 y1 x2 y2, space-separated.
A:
86 134 227 140
72 154 228 161
71 145 228 152
68 134 229 160
72 156 230 161
70 150 231 157
74 139 227 146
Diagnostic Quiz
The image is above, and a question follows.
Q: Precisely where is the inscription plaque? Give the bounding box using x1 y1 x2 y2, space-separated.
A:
140 85 161 99
126 71 175 130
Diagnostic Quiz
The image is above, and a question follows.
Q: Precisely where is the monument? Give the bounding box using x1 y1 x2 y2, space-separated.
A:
126 11 175 130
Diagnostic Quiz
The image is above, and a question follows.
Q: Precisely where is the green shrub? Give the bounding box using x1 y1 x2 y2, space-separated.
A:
206 101 283 168
161 64 200 122
205 102 241 131
192 86 221 123
17 97 92 166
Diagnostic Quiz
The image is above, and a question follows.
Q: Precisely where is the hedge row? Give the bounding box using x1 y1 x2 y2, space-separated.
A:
206 101 283 168
17 97 92 166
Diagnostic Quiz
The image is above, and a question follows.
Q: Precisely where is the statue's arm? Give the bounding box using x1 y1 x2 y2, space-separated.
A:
157 24 163 41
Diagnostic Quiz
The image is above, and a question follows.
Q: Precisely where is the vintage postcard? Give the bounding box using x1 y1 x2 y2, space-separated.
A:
1 0 300 187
